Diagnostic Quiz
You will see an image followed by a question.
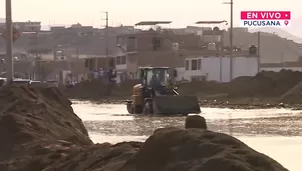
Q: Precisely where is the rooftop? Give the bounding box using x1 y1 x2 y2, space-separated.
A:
135 21 172 26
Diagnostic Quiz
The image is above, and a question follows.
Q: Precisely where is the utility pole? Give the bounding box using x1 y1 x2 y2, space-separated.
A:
223 0 234 82
222 0 233 136
104 12 109 69
35 31 40 81
5 0 13 83
257 31 260 72
229 0 233 82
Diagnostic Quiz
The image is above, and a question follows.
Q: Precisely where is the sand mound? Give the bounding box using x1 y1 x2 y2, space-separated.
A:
0 85 92 170
121 127 288 171
228 69 302 97
65 79 139 99
65 79 110 99
280 81 302 103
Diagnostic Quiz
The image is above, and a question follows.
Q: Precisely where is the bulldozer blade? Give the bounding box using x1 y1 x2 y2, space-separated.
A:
152 95 201 115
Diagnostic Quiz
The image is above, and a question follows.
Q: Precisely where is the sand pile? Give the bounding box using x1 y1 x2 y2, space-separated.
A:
280 81 302 103
228 69 302 97
64 79 110 99
0 85 92 170
0 85 288 171
177 81 227 96
65 79 139 100
120 127 288 171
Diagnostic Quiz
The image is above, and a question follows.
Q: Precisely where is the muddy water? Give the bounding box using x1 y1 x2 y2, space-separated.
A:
72 101 302 171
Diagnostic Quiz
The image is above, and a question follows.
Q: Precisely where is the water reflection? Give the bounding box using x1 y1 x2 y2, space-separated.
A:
72 101 302 138
84 115 302 138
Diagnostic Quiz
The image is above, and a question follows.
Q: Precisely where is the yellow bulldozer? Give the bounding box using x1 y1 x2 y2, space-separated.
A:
125 67 201 115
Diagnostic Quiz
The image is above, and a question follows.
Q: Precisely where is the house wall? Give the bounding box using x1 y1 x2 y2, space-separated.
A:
183 56 258 82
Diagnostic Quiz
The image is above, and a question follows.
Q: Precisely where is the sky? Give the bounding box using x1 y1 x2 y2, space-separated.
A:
0 0 301 28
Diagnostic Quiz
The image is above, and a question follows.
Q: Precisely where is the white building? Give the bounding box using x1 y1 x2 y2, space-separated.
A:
182 56 259 82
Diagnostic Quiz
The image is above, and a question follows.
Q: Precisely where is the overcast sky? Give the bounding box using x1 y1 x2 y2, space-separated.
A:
0 0 301 28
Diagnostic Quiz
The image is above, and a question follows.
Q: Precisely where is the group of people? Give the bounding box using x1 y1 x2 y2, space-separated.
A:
90 68 117 83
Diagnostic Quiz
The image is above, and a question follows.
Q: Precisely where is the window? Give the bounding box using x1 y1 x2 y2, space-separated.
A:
127 36 136 51
197 59 201 70
152 37 161 51
121 56 126 64
191 77 198 82
185 60 189 70
116 56 121 65
191 60 198 70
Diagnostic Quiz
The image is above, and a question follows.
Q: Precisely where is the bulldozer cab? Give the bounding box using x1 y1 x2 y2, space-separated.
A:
139 67 170 88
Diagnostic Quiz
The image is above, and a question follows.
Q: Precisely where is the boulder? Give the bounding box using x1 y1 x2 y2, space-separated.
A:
185 115 207 129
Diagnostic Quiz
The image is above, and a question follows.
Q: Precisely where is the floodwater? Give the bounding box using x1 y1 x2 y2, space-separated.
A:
72 101 302 171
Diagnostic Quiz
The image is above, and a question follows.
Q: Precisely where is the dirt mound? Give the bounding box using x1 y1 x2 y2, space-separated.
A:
64 79 110 99
65 79 139 100
0 85 92 170
177 70 302 99
228 69 302 97
43 142 142 171
177 81 227 96
280 81 302 103
120 127 288 171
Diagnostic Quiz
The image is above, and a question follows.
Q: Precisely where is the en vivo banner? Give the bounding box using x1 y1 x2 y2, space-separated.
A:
240 11 291 27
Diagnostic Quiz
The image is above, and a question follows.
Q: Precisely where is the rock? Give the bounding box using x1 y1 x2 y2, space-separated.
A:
185 115 207 129
120 127 288 171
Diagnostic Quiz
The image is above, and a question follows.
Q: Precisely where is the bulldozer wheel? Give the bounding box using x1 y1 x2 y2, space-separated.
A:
134 105 143 114
126 103 133 114
143 102 153 115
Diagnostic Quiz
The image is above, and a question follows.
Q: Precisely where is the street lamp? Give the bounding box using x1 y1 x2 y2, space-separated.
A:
5 0 13 83
223 0 233 81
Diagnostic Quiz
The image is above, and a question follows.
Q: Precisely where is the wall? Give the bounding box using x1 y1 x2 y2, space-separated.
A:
184 56 258 82
116 64 127 70
175 67 185 81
